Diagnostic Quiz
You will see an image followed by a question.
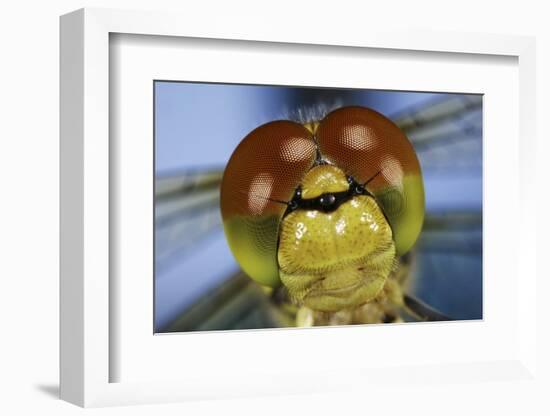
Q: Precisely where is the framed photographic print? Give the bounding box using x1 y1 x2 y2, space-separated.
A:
60 7 538 408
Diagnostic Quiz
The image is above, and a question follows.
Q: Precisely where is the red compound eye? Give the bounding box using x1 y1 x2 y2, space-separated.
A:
316 106 424 255
220 121 316 287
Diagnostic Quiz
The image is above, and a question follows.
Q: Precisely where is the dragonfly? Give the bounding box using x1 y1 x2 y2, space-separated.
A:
156 94 482 332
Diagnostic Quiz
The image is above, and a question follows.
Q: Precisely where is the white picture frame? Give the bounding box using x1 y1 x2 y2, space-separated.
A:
60 7 538 408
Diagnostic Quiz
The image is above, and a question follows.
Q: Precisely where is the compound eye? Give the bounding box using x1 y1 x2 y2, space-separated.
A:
316 106 425 255
220 121 316 287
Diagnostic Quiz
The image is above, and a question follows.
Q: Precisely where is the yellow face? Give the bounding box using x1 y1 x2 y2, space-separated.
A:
277 165 396 312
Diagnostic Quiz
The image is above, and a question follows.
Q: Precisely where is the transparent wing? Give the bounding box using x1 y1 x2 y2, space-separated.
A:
155 169 224 274
393 94 483 321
